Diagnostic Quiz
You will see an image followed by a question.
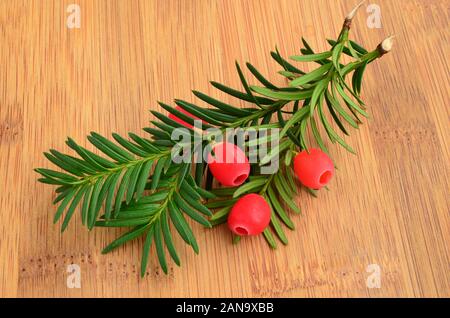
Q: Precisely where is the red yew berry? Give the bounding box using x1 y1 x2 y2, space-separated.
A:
207 142 250 187
293 148 334 189
227 194 271 236
168 106 202 129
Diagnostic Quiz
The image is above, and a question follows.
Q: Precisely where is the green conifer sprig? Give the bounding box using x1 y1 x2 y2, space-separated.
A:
35 4 393 277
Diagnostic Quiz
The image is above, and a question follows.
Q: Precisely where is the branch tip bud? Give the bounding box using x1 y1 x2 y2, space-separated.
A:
345 0 366 21
378 35 395 55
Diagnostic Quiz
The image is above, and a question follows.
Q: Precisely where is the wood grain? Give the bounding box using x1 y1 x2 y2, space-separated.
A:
1 0 449 297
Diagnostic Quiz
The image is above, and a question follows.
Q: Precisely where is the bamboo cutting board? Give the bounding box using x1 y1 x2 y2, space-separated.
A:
1 0 449 297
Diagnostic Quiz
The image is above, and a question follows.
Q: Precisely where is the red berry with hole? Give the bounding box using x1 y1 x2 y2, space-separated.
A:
228 194 271 236
168 106 202 129
207 142 250 187
293 148 334 189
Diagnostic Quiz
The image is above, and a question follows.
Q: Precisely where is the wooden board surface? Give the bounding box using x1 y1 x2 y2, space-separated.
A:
1 0 449 297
